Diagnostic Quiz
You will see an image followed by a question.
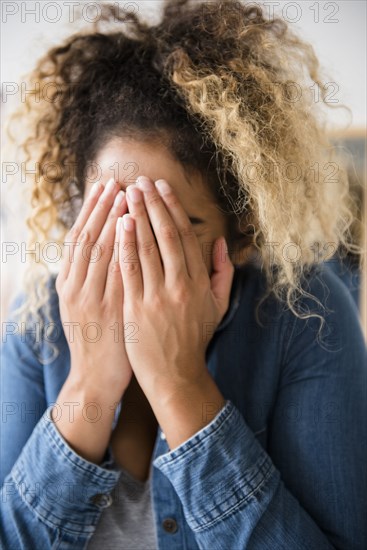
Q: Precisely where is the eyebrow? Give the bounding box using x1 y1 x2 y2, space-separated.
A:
188 216 205 225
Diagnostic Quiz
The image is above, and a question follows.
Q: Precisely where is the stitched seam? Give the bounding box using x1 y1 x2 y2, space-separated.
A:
11 466 96 535
191 453 271 520
44 414 119 483
192 461 276 532
155 402 235 466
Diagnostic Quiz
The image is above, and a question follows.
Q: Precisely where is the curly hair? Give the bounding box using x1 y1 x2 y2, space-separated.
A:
7 0 363 359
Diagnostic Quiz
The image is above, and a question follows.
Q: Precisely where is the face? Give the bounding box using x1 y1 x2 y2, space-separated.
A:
84 137 229 274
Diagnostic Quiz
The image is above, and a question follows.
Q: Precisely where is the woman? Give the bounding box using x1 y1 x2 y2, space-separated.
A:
1 1 366 548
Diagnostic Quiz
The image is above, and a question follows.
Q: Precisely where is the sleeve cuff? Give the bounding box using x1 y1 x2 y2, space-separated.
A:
10 405 121 535
153 399 278 532
153 399 233 466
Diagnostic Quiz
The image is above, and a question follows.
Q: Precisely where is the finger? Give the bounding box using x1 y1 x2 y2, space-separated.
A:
58 181 104 284
125 184 164 293
118 214 143 301
133 177 187 285
85 190 127 299
210 237 235 318
68 178 120 291
154 178 207 280
104 214 124 310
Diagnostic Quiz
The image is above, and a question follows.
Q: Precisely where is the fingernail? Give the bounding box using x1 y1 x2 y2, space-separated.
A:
155 179 171 195
127 185 142 203
104 178 115 193
136 176 154 192
113 190 125 207
89 182 100 197
122 214 134 231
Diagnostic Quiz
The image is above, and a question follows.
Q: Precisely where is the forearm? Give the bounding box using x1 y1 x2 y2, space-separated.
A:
52 373 123 464
147 365 226 450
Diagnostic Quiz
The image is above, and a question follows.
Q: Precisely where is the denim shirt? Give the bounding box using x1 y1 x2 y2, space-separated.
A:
1 262 366 549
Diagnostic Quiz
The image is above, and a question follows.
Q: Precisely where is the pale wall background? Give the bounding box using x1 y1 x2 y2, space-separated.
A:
1 0 366 318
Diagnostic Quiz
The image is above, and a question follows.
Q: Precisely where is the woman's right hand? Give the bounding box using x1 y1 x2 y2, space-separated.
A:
56 177 133 399
52 177 133 464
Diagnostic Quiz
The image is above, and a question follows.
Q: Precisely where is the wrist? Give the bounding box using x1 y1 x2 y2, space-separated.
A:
141 355 209 403
148 369 226 450
52 375 124 465
67 368 127 406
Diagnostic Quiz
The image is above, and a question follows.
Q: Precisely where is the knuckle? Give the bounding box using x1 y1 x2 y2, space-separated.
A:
61 286 76 304
79 229 92 244
159 222 178 241
122 241 138 256
121 258 140 275
150 293 163 310
109 260 121 275
131 209 144 220
146 193 162 207
82 242 102 263
164 193 179 209
173 280 190 302
140 240 157 257
180 223 195 239
121 242 138 264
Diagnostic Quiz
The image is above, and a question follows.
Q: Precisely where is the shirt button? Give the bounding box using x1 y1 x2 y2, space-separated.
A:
160 430 166 440
162 517 178 533
90 493 113 508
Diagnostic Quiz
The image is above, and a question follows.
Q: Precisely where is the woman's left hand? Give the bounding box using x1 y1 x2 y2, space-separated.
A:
117 176 234 448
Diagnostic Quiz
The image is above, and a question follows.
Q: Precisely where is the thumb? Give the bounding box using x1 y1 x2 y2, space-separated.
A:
210 236 235 318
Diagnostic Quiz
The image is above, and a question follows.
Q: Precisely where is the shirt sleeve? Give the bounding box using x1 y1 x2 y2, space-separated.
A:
0 292 47 484
0 293 121 548
1 405 121 548
153 266 367 550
